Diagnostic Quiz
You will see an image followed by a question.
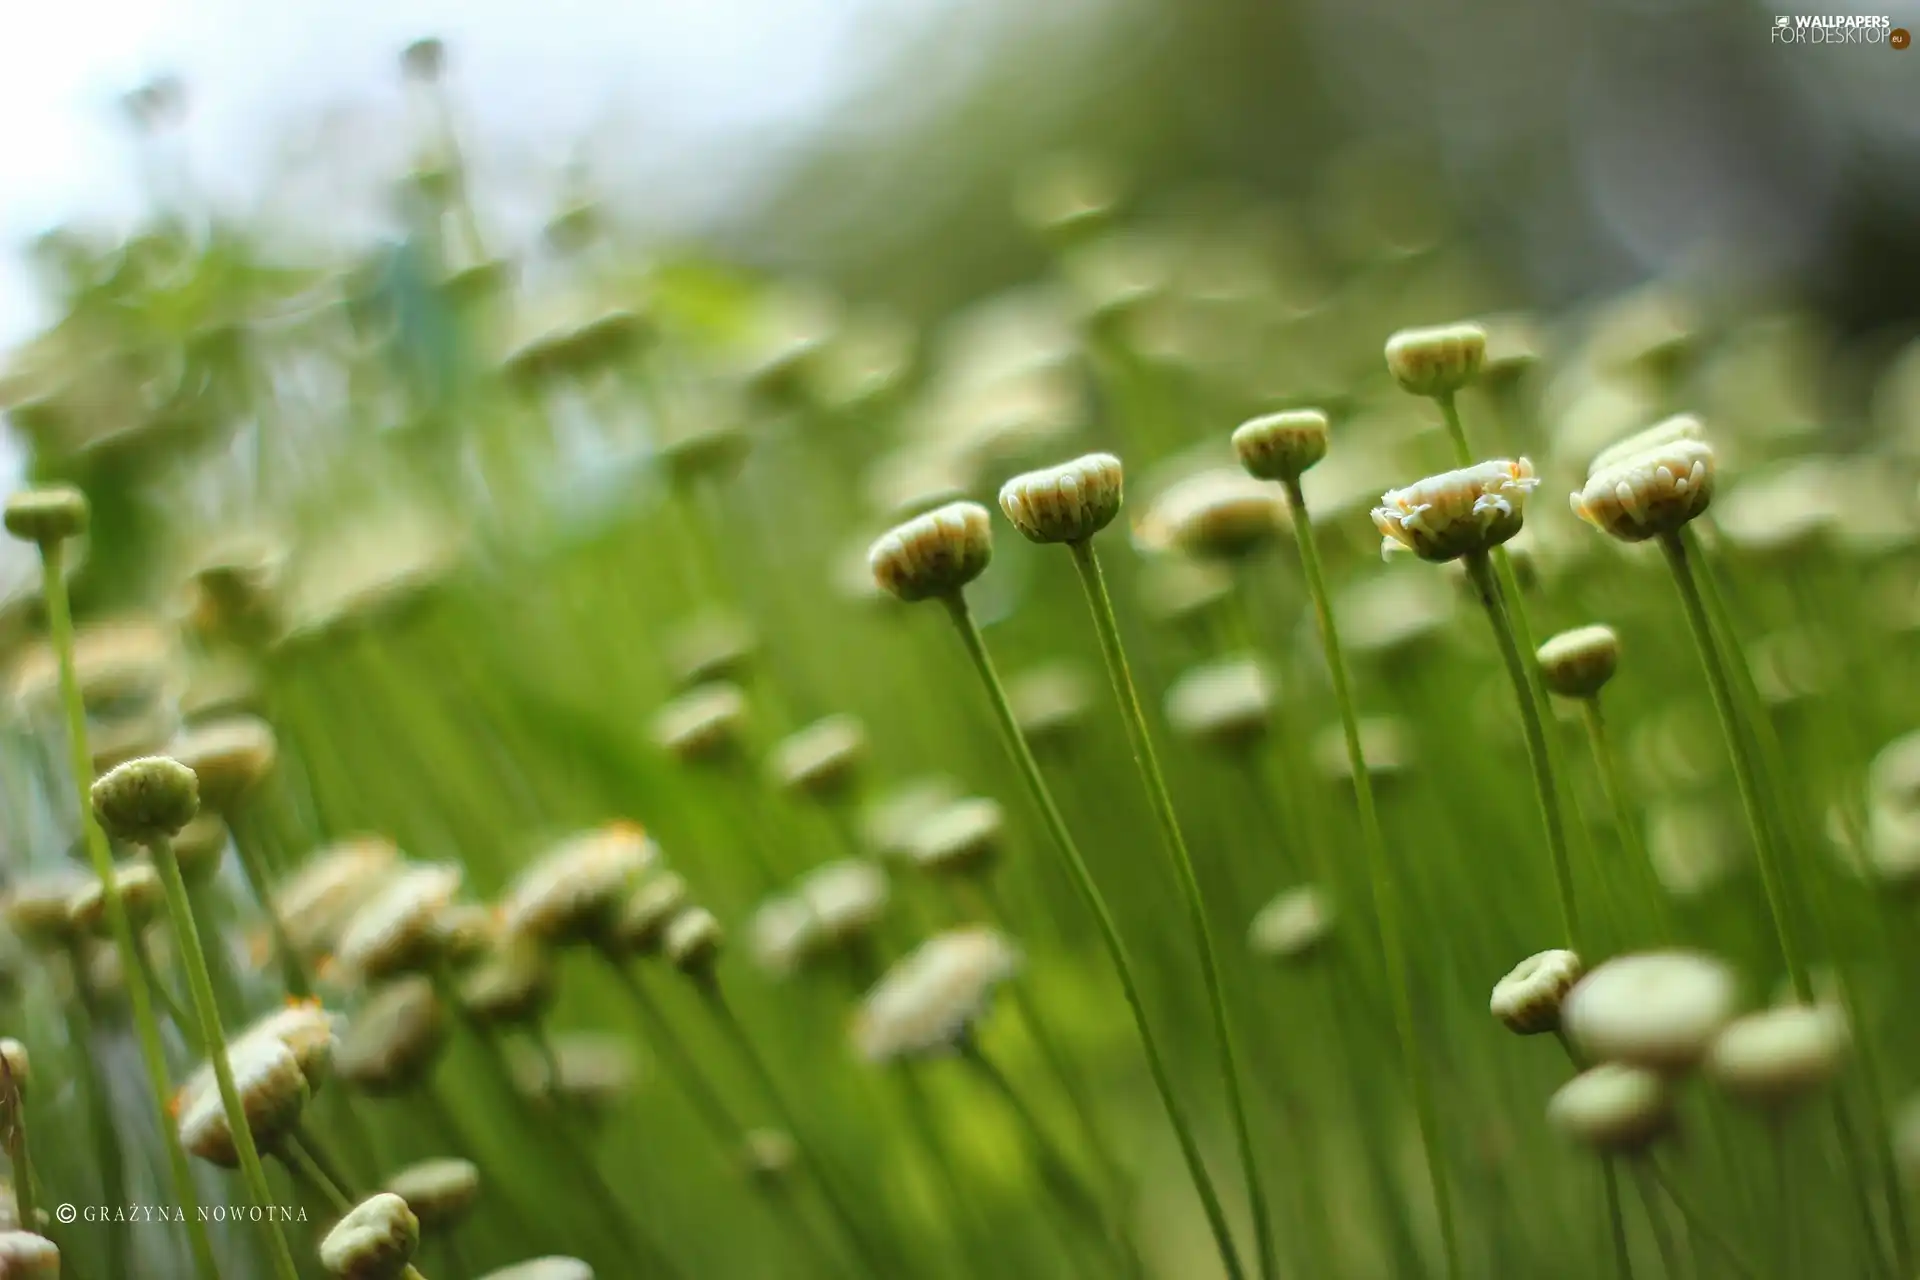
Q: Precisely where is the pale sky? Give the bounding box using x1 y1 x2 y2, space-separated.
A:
0 0 965 483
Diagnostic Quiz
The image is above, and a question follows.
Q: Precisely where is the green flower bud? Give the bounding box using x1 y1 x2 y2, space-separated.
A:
3 486 89 546
91 756 200 844
1232 410 1329 483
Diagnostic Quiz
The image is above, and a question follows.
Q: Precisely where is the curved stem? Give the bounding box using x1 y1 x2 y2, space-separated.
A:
1437 393 1473 467
1603 1159 1633 1280
1647 1161 1759 1279
282 1133 352 1215
1465 551 1580 950
695 977 897 1279
150 832 304 1280
1579 698 1670 941
34 538 222 1280
1626 1163 1681 1280
1283 477 1461 1278
1066 537 1275 1280
961 1039 1146 1278
938 590 1248 1280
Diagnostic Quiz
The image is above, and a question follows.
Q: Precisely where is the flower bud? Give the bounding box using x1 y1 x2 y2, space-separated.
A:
1372 460 1539 563
500 824 657 945
179 1036 309 1166
165 715 276 812
515 1034 636 1114
998 453 1124 544
798 861 889 944
234 1001 337 1092
1384 323 1486 398
1165 657 1273 751
337 864 464 981
4 874 88 950
1312 717 1413 785
67 863 164 936
435 903 499 968
460 936 556 1028
182 535 286 647
1535 626 1620 700
1571 429 1715 542
91 756 200 844
319 1192 419 1280
1490 949 1583 1035
868 501 994 602
172 814 230 883
274 837 402 960
1706 1005 1848 1108
666 614 757 689
474 1258 593 1280
1009 664 1091 749
741 1128 798 1187
3 486 88 546
768 716 867 802
0 1039 30 1112
1563 950 1738 1072
1137 556 1234 625
907 798 1005 879
1233 410 1329 483
337 977 446 1095
384 1158 480 1232
1548 1064 1673 1154
1138 471 1287 560
652 683 748 765
863 777 964 861
1247 886 1334 963
855 927 1020 1062
664 907 724 976
608 873 689 957
750 896 823 978
0 1231 59 1278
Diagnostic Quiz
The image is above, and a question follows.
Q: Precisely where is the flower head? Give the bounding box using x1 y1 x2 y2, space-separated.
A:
1490 949 1583 1035
664 907 725 976
1706 1005 1848 1108
91 755 200 844
797 860 889 943
609 873 690 957
906 798 1005 879
500 825 656 945
768 716 867 802
338 864 465 980
1371 459 1538 562
1137 470 1287 560
3 485 88 546
854 927 1021 1062
319 1192 419 1280
1233 409 1329 483
1535 626 1620 700
179 1036 310 1166
385 1158 481 1232
1384 323 1486 397
1247 886 1334 963
1548 1064 1673 1154
868 501 993 602
337 977 446 1095
1165 657 1274 751
1563 950 1737 1072
1571 430 1715 542
998 452 1124 544
0 1231 59 1278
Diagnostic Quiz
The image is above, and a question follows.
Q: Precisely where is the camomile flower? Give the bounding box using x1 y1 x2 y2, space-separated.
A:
1371 459 1539 562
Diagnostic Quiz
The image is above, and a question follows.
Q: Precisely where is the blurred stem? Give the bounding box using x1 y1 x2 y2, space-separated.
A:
1647 1162 1758 1279
282 1132 352 1215
1282 476 1461 1279
959 1038 1146 1278
969 878 1132 1210
1625 1165 1681 1280
1685 528 1914 1277
1065 537 1275 1280
1658 532 1804 992
34 536 222 1280
3 1063 35 1237
1465 552 1580 950
149 830 304 1280
66 953 129 1280
694 975 898 1278
1579 698 1671 941
1771 1119 1794 1280
937 591 1248 1280
227 813 312 998
603 958 850 1277
1603 1160 1632 1280
1437 393 1473 468
133 937 201 1053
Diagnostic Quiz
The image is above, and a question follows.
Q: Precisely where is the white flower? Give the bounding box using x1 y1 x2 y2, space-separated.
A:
1563 950 1738 1071
1371 459 1538 562
854 928 1021 1062
1571 435 1715 542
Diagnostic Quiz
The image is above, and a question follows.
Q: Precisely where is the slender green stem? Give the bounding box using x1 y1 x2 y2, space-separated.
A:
1684 528 1914 1276
1770 1119 1795 1280
695 977 897 1279
1579 698 1671 941
134 938 202 1052
938 590 1248 1280
1626 1164 1681 1280
1282 477 1461 1278
150 832 303 1280
1065 537 1274 1280
1603 1159 1633 1280
1648 1162 1759 1279
227 815 312 998
961 1039 1146 1279
1658 532 1805 992
282 1132 352 1215
1465 551 1580 950
1437 392 1473 467
34 537 222 1280
66 958 130 1280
